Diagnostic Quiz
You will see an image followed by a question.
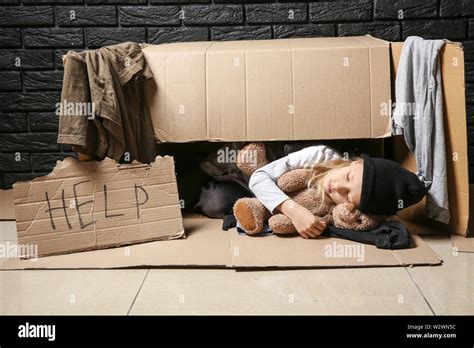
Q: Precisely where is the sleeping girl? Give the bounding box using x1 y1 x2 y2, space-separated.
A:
246 145 428 239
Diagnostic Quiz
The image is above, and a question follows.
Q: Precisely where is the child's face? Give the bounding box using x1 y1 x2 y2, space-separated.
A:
322 160 364 206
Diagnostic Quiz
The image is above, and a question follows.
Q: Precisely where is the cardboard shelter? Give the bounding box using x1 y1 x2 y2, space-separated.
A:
2 35 472 269
141 35 470 238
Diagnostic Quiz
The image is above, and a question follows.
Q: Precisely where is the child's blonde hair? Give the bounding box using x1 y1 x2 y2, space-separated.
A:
307 156 362 210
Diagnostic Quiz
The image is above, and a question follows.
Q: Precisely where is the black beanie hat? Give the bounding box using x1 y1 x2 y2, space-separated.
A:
358 154 428 215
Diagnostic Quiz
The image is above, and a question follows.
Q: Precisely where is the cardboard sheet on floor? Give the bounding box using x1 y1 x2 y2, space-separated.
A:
0 214 442 270
450 234 474 253
0 190 15 220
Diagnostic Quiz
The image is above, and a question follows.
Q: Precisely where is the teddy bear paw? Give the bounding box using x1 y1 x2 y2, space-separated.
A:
268 214 297 234
233 197 270 235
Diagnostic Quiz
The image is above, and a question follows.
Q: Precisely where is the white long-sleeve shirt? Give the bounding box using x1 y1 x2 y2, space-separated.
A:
248 145 343 214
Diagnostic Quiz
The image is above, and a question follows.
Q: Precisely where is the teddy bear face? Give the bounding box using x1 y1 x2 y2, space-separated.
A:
332 203 380 230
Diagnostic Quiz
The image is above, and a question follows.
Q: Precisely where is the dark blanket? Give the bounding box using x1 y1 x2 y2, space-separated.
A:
322 220 412 249
224 214 412 249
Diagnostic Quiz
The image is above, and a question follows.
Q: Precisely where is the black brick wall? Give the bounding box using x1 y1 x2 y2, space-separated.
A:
0 0 473 188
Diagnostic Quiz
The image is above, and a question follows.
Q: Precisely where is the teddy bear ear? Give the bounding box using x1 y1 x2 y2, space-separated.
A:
345 203 355 211
236 142 267 176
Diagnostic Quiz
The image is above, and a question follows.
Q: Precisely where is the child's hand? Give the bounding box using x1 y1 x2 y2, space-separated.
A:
279 200 327 238
292 207 327 238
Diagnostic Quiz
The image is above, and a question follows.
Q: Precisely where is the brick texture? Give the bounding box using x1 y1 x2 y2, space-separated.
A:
0 1 473 188
310 0 372 22
374 0 438 20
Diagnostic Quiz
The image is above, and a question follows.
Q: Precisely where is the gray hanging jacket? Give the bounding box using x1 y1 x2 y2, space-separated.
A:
392 36 449 224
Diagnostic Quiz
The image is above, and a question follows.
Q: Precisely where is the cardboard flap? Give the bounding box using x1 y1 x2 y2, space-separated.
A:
143 36 392 143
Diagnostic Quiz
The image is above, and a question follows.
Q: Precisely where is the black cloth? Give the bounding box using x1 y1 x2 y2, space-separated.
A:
193 181 252 219
175 161 212 212
359 153 428 215
222 214 237 231
199 142 250 191
323 220 412 249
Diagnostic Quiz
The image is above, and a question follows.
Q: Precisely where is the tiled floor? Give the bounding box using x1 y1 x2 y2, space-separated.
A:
0 222 472 315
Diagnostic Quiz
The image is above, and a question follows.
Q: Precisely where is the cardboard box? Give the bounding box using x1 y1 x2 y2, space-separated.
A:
12 156 184 257
142 36 391 142
142 36 470 238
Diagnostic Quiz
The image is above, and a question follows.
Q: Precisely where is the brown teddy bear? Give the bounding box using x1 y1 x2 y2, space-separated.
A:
233 142 383 235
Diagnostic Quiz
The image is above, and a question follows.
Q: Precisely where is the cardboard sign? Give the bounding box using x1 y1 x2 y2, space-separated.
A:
12 156 184 257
